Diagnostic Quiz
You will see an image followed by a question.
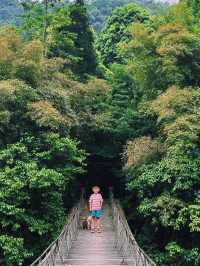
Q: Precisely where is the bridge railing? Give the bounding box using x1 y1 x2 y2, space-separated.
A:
109 188 156 266
30 189 85 266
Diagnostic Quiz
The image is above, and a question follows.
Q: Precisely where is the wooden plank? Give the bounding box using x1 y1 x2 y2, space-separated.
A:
55 203 124 266
35 198 156 266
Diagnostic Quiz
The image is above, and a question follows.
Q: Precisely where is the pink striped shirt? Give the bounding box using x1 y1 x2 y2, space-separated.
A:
89 193 103 210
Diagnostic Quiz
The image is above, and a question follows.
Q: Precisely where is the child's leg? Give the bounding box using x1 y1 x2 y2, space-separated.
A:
96 218 101 232
96 210 102 232
91 217 95 232
94 218 97 230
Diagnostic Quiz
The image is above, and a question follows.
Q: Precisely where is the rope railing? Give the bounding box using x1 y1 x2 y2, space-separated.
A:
30 187 156 266
109 188 157 266
30 189 85 266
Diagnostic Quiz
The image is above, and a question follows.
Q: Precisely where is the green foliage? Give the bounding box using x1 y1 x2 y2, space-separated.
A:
186 0 200 18
0 26 88 265
106 64 152 140
0 79 39 144
28 100 67 130
67 0 97 76
1 1 200 265
118 3 200 99
20 1 97 77
0 0 167 32
0 28 46 87
20 3 75 62
20 4 45 41
97 3 149 65
0 236 31 266
88 0 167 32
108 1 200 265
66 78 111 134
0 133 86 265
124 86 200 265
89 0 133 32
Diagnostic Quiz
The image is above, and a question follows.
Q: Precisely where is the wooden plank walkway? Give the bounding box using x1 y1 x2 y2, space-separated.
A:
53 203 124 266
31 192 156 266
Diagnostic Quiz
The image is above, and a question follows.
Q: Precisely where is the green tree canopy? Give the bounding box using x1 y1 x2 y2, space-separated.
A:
66 0 97 76
97 3 149 65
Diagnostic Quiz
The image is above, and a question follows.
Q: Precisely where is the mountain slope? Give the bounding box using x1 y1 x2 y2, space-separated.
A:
0 0 167 31
0 0 22 24
88 0 167 31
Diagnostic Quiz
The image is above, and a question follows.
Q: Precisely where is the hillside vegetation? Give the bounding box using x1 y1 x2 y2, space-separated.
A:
88 0 167 31
0 0 167 31
1 0 200 266
0 0 22 24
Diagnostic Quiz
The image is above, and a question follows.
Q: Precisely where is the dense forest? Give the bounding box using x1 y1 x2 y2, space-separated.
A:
1 0 200 265
0 0 167 31
88 0 168 31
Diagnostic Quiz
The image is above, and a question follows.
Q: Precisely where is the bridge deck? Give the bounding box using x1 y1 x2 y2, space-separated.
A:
32 195 156 266
54 203 124 266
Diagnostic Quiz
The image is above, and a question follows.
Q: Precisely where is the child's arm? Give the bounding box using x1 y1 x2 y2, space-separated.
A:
100 194 103 209
89 195 93 211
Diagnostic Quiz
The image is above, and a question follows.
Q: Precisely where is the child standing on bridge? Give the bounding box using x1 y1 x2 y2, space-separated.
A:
89 186 103 233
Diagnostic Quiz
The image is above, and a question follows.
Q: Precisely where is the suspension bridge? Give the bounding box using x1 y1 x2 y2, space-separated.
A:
30 189 156 266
